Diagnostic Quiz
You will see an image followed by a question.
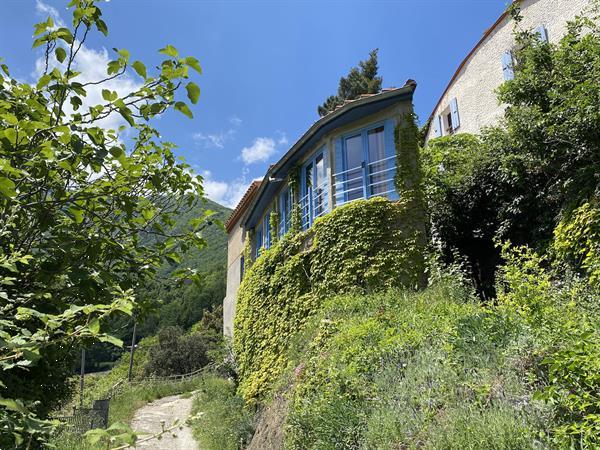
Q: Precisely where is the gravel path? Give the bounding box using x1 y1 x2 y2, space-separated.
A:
130 394 198 450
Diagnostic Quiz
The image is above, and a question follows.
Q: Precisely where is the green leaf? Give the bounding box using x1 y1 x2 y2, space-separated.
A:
102 89 117 102
55 47 67 63
174 101 193 119
0 177 17 198
96 19 108 36
98 334 123 347
185 82 200 104
68 207 84 224
184 56 202 74
159 44 179 58
131 61 147 79
88 318 100 334
0 398 29 414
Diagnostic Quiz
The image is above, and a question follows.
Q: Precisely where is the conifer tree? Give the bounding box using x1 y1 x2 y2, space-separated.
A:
318 49 383 117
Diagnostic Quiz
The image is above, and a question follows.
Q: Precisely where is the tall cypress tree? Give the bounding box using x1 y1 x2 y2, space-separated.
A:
318 49 383 117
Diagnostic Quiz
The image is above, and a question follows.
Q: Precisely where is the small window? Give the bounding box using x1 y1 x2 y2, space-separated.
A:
240 255 245 282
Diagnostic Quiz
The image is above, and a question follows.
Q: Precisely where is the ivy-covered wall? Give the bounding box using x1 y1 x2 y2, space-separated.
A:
233 197 426 402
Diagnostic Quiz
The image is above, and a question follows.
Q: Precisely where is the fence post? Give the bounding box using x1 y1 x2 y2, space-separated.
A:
79 348 85 407
128 320 137 382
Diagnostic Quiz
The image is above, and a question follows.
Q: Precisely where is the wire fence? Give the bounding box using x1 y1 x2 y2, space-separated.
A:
53 365 209 435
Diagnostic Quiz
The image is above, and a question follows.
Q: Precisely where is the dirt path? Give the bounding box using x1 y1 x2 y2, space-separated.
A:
130 394 198 450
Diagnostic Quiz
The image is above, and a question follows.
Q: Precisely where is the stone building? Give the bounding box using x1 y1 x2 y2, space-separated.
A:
425 0 592 143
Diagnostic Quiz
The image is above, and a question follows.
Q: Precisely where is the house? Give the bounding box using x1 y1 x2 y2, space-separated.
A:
425 0 592 143
223 81 417 337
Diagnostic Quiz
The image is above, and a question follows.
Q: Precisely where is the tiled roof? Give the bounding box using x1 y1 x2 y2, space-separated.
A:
224 180 262 233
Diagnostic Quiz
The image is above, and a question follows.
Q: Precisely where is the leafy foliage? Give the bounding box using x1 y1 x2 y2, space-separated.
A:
190 375 255 450
234 197 426 403
422 12 600 296
554 200 600 287
0 0 207 445
317 49 382 117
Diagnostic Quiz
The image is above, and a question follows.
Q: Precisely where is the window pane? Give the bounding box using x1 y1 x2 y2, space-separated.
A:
344 134 363 201
314 154 326 217
302 163 313 229
368 127 387 196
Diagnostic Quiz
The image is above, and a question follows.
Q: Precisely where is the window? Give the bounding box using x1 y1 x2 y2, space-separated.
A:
314 154 326 217
263 211 271 249
436 98 460 137
367 126 387 196
343 134 364 201
502 50 515 80
445 111 453 134
300 148 329 229
240 255 245 282
279 188 291 237
254 228 262 258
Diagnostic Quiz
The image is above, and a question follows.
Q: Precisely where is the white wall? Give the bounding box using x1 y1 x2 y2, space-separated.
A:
426 0 592 142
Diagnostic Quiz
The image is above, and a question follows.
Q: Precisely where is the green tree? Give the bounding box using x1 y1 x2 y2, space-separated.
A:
317 49 382 117
0 1 207 446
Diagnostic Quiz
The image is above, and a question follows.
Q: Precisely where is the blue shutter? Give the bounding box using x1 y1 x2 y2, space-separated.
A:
450 98 460 131
535 25 548 43
384 119 398 200
333 137 344 206
433 114 442 137
502 50 514 80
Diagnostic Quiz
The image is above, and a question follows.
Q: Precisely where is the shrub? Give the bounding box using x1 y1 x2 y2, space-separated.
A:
144 326 221 377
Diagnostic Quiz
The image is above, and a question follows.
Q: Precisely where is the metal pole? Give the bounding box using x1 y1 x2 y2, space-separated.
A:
79 348 85 407
128 320 137 382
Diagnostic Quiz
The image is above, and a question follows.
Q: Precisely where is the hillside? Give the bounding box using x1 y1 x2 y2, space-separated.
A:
85 198 231 371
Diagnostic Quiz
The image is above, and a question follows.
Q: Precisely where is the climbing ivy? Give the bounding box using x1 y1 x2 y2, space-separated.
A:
288 166 302 235
394 113 428 288
269 198 280 246
233 197 427 403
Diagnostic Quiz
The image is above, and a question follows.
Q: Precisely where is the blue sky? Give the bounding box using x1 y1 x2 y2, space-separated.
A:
0 0 507 208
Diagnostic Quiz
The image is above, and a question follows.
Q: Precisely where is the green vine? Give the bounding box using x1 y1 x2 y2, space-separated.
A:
288 166 302 235
243 230 254 273
234 197 427 403
394 113 428 288
269 198 280 246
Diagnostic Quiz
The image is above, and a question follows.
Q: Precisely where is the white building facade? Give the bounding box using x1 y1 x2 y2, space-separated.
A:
425 0 592 143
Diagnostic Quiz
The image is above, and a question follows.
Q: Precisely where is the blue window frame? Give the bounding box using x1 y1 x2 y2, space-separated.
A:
300 147 328 229
254 228 262 258
279 188 291 237
335 121 396 206
263 211 271 249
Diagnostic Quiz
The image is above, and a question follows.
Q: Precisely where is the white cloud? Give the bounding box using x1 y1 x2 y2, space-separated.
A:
200 170 252 208
33 1 142 132
240 137 277 165
192 129 236 149
35 0 64 27
276 131 288 146
193 115 242 149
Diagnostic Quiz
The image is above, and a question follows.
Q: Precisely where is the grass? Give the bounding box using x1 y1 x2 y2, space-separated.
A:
283 279 558 449
189 375 255 450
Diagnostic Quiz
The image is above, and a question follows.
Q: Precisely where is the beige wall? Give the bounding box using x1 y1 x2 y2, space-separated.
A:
223 218 244 338
425 0 591 143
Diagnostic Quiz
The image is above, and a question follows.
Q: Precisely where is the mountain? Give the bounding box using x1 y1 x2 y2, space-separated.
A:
85 197 232 372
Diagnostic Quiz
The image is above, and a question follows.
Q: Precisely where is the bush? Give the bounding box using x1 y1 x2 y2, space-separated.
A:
144 325 221 377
